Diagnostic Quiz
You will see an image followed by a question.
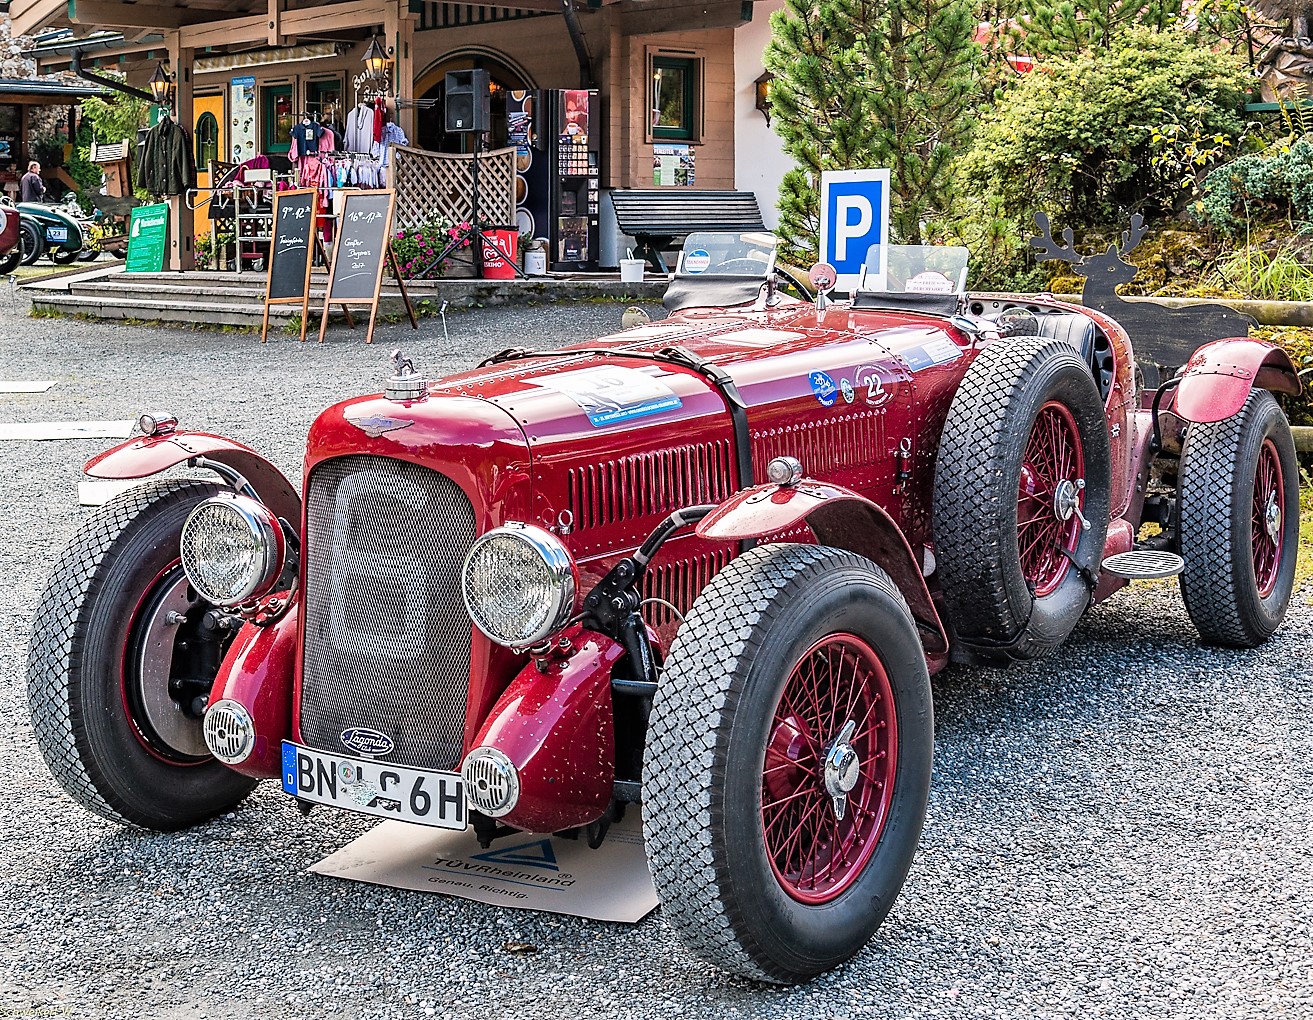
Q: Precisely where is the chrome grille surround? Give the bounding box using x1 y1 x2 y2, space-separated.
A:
300 455 477 771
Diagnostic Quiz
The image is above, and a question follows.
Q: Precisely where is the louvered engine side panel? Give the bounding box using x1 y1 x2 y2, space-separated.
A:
641 549 733 642
750 409 887 482
299 455 477 770
567 439 735 530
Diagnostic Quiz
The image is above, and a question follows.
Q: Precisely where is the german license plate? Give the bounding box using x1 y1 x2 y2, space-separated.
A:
45 227 67 242
281 741 467 830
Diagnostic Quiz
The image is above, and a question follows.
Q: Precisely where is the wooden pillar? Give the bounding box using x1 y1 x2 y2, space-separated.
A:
386 0 416 141
167 32 196 272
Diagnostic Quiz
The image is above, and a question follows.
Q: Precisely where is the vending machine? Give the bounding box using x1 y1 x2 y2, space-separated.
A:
506 88 600 272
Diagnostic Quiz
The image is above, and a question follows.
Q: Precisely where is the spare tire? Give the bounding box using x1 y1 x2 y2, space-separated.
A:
933 336 1110 661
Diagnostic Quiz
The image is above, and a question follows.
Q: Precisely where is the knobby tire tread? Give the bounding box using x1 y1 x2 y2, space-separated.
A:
26 478 222 828
643 543 911 984
933 335 1106 655
1178 390 1293 647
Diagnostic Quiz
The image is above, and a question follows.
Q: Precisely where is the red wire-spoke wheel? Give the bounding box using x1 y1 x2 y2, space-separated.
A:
933 336 1110 661
643 544 933 984
1251 438 1284 598
1017 400 1086 598
1179 390 1298 648
761 633 897 904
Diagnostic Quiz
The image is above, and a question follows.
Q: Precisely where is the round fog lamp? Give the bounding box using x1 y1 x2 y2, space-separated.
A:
462 522 576 648
180 492 285 606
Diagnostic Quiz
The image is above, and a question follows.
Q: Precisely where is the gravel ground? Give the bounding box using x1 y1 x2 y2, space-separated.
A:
1 295 1310 1020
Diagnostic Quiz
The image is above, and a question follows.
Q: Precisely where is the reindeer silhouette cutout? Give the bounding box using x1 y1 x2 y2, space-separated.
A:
1030 212 1255 387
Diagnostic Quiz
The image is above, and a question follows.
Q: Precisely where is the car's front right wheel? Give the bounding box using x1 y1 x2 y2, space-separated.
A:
643 543 933 984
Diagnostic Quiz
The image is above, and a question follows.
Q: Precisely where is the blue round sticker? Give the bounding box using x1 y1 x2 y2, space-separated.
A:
809 370 838 407
684 249 711 274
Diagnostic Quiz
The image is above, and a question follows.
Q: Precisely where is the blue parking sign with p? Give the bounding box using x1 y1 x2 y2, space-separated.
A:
820 169 891 292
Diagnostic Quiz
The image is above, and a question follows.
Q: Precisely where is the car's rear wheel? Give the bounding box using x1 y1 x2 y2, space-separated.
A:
1177 390 1298 646
643 543 933 984
19 219 44 265
27 479 257 830
933 335 1111 661
49 246 80 265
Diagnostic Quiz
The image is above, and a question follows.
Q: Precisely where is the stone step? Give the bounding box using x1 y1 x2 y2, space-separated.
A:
31 290 304 327
30 274 668 327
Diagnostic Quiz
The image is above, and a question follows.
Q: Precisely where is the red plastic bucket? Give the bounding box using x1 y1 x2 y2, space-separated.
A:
481 228 517 279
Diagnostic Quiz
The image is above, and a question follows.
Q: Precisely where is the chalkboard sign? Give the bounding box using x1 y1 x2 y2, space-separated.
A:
318 189 416 344
125 202 168 273
261 189 318 343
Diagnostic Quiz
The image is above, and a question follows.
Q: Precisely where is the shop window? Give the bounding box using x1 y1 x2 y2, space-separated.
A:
195 112 219 169
306 79 343 131
262 85 293 154
650 55 698 142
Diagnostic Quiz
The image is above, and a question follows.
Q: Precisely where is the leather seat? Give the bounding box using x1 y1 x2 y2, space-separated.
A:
1033 311 1096 363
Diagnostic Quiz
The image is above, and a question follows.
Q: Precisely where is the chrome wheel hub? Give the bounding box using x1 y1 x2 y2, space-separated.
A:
822 719 861 821
1265 491 1282 543
1053 477 1091 531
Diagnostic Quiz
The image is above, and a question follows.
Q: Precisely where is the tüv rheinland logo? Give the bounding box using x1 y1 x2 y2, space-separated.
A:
340 727 394 756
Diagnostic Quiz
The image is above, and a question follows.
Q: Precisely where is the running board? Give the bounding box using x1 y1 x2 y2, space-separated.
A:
1101 549 1185 579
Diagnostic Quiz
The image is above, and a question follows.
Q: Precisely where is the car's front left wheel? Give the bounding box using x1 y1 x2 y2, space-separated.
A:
643 543 933 984
27 479 257 830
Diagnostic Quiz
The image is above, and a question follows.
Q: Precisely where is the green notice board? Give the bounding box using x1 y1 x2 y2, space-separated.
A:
125 203 169 273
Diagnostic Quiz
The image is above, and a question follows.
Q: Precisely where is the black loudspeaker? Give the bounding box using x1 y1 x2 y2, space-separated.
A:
444 70 490 133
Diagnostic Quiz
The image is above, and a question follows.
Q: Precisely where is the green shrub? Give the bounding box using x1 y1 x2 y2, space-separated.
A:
1197 138 1313 236
962 27 1252 225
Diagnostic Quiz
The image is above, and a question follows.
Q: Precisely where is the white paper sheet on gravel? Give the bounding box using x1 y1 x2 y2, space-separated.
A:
0 381 56 392
310 811 659 923
78 479 144 506
0 419 134 440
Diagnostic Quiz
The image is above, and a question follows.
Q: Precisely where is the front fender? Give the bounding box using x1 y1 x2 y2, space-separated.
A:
1173 338 1301 424
696 481 948 655
85 430 300 527
209 600 299 779
470 628 624 833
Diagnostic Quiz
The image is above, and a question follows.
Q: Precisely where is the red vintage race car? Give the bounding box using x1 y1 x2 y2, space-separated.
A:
27 233 1301 984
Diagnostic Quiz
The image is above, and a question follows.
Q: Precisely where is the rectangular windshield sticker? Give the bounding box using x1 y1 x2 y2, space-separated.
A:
526 367 683 427
901 338 962 372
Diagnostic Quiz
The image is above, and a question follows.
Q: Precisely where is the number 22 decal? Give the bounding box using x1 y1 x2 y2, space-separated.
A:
854 364 899 408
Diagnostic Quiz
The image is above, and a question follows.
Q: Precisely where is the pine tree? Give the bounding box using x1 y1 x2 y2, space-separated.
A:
764 0 979 257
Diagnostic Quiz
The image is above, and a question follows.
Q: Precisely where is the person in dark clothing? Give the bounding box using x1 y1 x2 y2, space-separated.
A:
20 161 44 203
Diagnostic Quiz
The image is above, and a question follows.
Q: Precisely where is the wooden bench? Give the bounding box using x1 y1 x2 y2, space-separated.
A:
610 189 766 272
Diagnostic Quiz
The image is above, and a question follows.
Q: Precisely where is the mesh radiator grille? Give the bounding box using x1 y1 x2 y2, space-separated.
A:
300 455 477 770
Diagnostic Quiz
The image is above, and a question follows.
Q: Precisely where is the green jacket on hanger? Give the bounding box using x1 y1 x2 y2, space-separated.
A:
137 116 196 196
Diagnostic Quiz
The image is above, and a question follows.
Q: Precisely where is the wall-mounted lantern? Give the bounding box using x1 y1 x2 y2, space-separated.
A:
754 71 773 126
148 61 174 106
362 36 390 78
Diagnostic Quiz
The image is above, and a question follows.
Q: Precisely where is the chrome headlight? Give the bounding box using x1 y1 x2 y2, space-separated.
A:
462 522 576 648
180 492 285 606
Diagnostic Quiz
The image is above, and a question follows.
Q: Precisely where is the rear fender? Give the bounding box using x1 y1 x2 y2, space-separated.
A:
1172 339 1301 424
696 481 948 655
85 430 301 527
470 627 624 833
208 599 299 779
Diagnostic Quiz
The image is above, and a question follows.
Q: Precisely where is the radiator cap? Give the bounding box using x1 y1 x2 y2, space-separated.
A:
386 348 428 402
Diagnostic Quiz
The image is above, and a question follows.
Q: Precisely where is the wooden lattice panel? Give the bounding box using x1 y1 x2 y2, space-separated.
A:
388 144 516 229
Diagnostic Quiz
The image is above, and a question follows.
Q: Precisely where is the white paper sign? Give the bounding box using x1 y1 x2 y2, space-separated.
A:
309 811 658 924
